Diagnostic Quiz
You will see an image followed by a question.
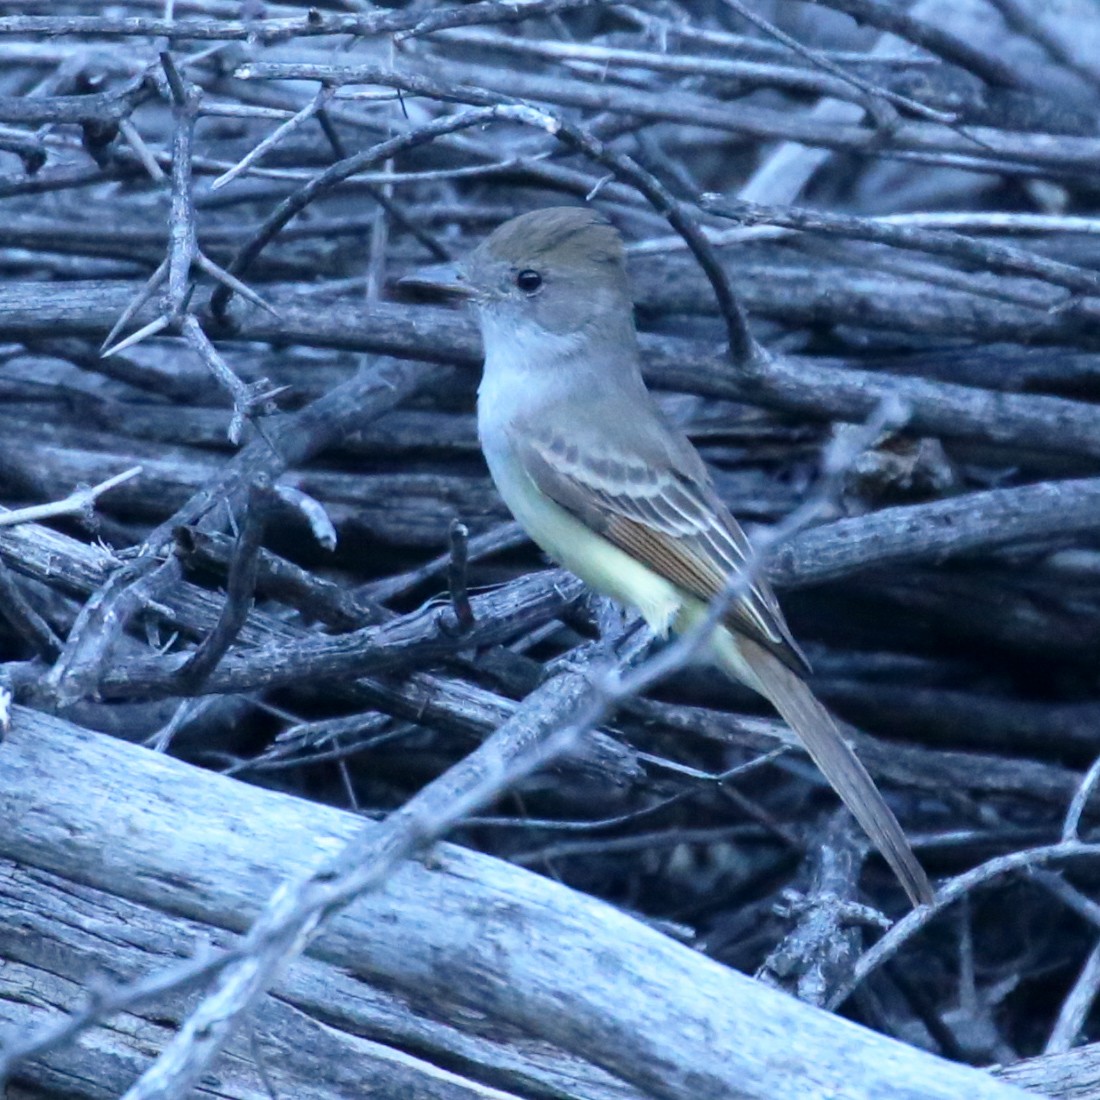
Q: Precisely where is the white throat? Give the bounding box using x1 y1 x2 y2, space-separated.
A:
476 307 586 433
471 305 685 640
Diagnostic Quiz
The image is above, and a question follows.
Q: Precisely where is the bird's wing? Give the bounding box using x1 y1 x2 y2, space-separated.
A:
512 422 810 675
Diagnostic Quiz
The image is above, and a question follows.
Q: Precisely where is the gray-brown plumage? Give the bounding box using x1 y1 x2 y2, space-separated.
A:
405 207 934 907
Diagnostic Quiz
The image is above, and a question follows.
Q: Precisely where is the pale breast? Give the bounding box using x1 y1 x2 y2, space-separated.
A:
478 401 683 638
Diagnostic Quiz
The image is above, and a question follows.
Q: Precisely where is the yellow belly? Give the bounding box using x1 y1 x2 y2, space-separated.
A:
483 444 684 637
481 441 767 694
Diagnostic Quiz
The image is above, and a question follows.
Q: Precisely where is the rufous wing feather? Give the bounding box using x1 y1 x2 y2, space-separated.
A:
515 426 811 675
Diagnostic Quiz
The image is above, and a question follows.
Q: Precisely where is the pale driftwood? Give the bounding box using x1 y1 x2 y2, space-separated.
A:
995 1043 1100 1098
0 859 641 1100
0 707 1035 1100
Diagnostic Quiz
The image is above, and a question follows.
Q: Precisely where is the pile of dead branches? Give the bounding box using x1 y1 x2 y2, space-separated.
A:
2 1 1100 1097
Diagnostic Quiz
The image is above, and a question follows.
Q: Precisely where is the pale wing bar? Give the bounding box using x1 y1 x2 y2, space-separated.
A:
520 430 810 675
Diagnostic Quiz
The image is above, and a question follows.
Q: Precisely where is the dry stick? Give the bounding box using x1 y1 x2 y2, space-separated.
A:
716 0 941 125
658 347 1100 462
510 822 758 863
117 116 166 182
986 0 1100 92
100 57 200 355
174 476 273 692
0 938 244 1086
446 519 475 634
1063 754 1100 842
0 0 618 44
179 315 285 445
632 212 1100 256
0 127 46 174
364 71 397 305
210 86 334 191
43 555 183 710
230 713 413 775
1 518 641 790
100 259 170 353
799 0 1030 90
1033 872 1100 936
0 468 141 664
272 484 337 551
0 557 62 658
0 466 141 528
173 527 385 631
633 691 1092 804
198 140 646 212
618 3 942 72
758 813 884 1007
160 66 202 306
312 104 451 263
0 80 149 126
828 842 1100 1011
90 476 1100 702
393 0 605 41
701 196 1100 299
96 567 585 700
106 57 279 356
363 520 525 603
1045 939 1100 1054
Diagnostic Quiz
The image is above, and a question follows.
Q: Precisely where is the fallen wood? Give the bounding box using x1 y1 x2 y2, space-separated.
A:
995 1043 1100 1099
0 707 1034 1100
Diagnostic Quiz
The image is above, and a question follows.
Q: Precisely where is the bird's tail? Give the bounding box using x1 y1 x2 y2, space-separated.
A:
731 636 934 907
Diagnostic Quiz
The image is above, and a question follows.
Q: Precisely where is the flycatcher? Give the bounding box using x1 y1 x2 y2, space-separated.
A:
402 207 932 906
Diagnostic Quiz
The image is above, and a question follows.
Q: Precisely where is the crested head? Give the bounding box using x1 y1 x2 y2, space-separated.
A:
482 207 625 274
462 207 634 344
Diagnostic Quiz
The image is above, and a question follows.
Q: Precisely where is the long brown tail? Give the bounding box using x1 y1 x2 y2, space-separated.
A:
735 638 934 907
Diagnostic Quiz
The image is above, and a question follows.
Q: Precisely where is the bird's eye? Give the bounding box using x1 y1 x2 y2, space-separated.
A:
515 269 543 293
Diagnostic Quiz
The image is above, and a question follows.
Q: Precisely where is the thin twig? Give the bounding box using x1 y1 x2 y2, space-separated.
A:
446 519 475 634
174 476 273 692
829 842 1100 1011
0 466 141 528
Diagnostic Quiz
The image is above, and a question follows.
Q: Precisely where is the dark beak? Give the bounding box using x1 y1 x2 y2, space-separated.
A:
395 261 475 302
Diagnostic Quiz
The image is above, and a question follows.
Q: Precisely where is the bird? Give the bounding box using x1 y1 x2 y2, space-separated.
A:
400 206 933 907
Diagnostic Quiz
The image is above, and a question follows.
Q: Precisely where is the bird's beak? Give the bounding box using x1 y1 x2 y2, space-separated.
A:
395 261 475 302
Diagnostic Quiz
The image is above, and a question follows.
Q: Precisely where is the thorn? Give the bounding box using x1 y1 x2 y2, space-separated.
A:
101 314 171 358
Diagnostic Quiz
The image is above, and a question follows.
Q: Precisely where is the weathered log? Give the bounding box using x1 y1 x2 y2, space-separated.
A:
0 708 1034 1100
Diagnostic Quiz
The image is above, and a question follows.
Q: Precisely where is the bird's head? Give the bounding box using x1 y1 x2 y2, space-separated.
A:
401 207 632 340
